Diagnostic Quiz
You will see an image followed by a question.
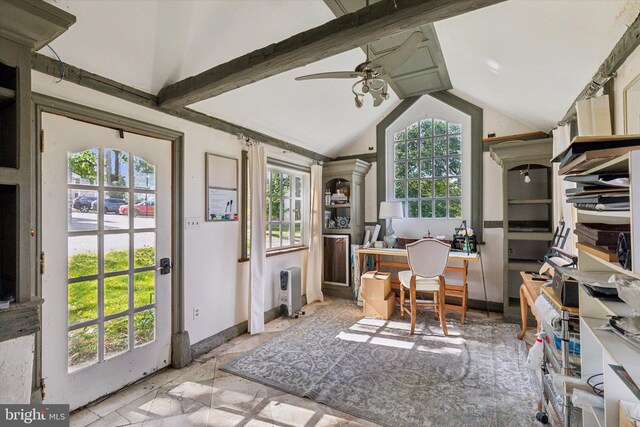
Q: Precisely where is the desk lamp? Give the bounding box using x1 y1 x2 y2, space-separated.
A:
379 201 403 248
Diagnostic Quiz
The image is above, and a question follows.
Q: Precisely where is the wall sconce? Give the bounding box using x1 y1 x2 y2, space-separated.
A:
521 165 531 184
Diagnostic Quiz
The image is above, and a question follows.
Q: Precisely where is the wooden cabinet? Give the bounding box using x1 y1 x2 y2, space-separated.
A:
490 138 554 322
322 159 371 297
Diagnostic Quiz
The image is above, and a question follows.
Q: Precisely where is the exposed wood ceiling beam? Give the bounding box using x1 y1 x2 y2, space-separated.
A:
156 0 506 109
558 13 640 127
31 53 332 162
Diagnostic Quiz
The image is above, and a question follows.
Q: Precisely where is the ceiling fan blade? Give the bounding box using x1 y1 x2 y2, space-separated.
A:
369 31 423 74
295 71 362 81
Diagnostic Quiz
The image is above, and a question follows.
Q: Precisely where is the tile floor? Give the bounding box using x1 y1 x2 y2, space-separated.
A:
70 300 531 427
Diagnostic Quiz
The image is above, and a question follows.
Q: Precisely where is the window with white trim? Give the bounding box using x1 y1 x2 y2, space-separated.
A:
265 167 305 250
390 118 462 219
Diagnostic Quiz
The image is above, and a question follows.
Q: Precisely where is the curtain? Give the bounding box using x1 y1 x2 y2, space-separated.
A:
552 124 575 249
305 163 324 303
248 143 266 334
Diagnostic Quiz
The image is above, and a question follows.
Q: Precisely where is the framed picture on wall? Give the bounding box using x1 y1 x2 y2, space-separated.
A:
205 153 238 221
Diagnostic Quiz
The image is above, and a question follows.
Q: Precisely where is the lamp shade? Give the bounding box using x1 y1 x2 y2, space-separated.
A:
379 201 404 219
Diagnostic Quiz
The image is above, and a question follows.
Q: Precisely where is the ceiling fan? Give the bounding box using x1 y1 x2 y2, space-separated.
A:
295 30 423 108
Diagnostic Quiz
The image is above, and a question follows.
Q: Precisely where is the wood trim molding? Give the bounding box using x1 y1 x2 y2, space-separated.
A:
156 0 505 109
31 53 332 163
334 152 377 163
0 298 42 343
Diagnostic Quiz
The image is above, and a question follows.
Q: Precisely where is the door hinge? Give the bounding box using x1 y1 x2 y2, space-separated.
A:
40 129 45 153
40 251 45 275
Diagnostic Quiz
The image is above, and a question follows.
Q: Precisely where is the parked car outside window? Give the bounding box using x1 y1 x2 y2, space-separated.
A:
119 200 155 216
92 198 127 214
72 195 97 213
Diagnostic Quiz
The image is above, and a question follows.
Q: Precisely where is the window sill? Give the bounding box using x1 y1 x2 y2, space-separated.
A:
238 245 308 263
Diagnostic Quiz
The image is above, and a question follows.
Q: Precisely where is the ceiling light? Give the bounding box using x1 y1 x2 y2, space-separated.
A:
354 95 363 108
486 59 500 74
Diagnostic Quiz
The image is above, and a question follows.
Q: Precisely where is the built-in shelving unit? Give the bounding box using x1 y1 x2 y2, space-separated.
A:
573 150 640 427
321 159 371 298
490 137 554 322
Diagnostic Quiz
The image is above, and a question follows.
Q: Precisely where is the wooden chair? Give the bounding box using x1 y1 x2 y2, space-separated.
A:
398 238 451 335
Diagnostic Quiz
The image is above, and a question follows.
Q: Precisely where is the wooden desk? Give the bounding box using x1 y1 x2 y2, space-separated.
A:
355 247 480 324
517 272 544 340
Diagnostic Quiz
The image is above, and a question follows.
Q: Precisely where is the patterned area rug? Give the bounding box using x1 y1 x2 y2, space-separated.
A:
222 300 539 427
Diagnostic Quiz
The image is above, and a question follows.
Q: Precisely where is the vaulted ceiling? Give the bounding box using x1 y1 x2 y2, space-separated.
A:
41 0 639 157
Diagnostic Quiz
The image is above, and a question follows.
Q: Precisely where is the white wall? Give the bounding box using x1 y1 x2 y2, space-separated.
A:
0 335 34 404
32 71 311 346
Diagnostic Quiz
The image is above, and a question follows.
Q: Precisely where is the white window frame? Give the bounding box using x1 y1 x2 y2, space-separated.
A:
265 166 306 251
389 117 463 219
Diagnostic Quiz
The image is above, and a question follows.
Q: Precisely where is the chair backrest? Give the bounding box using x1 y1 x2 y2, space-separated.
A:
406 238 450 278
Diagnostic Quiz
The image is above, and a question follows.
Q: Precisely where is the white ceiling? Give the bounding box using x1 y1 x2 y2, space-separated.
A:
41 0 640 157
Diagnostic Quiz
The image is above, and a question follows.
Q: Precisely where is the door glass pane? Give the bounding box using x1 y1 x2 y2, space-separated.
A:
133 193 155 229
134 271 155 308
104 316 129 359
104 149 129 188
105 192 129 232
68 280 98 326
104 275 129 316
68 189 98 231
270 197 281 221
68 235 98 278
421 200 433 218
68 325 98 371
104 234 129 273
134 232 156 268
68 149 98 186
134 156 156 190
134 309 155 348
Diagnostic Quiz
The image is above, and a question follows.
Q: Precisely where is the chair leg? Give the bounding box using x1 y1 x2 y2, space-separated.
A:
400 285 405 319
410 285 417 335
438 281 448 336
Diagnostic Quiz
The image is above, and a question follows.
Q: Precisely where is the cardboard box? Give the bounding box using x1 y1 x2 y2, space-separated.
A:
620 401 640 427
364 293 395 320
361 271 391 300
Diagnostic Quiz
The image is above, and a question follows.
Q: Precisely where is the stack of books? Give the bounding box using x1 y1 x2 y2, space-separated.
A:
554 134 640 175
564 174 629 211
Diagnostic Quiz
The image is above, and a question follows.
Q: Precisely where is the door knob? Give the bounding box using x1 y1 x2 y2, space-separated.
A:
158 258 172 275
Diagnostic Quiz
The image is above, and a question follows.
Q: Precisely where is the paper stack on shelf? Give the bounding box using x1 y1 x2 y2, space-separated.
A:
552 134 640 175
563 173 630 211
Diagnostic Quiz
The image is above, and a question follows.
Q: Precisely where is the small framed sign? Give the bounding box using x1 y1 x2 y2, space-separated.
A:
205 153 238 221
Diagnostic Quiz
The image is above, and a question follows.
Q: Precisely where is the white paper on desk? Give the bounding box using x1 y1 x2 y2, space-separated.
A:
539 256 573 275
363 230 371 245
371 224 381 243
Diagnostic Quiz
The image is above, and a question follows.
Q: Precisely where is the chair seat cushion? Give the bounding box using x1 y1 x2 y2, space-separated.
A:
398 270 441 292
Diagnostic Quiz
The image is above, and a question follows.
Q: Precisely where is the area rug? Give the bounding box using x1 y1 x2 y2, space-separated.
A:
222 300 540 427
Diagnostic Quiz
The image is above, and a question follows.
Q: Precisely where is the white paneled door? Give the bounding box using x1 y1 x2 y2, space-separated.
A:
41 113 172 410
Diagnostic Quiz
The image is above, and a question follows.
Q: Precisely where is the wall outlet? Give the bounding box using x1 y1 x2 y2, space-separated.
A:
193 307 200 319
185 217 200 229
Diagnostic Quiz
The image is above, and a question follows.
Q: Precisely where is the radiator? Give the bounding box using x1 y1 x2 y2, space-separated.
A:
279 267 302 318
